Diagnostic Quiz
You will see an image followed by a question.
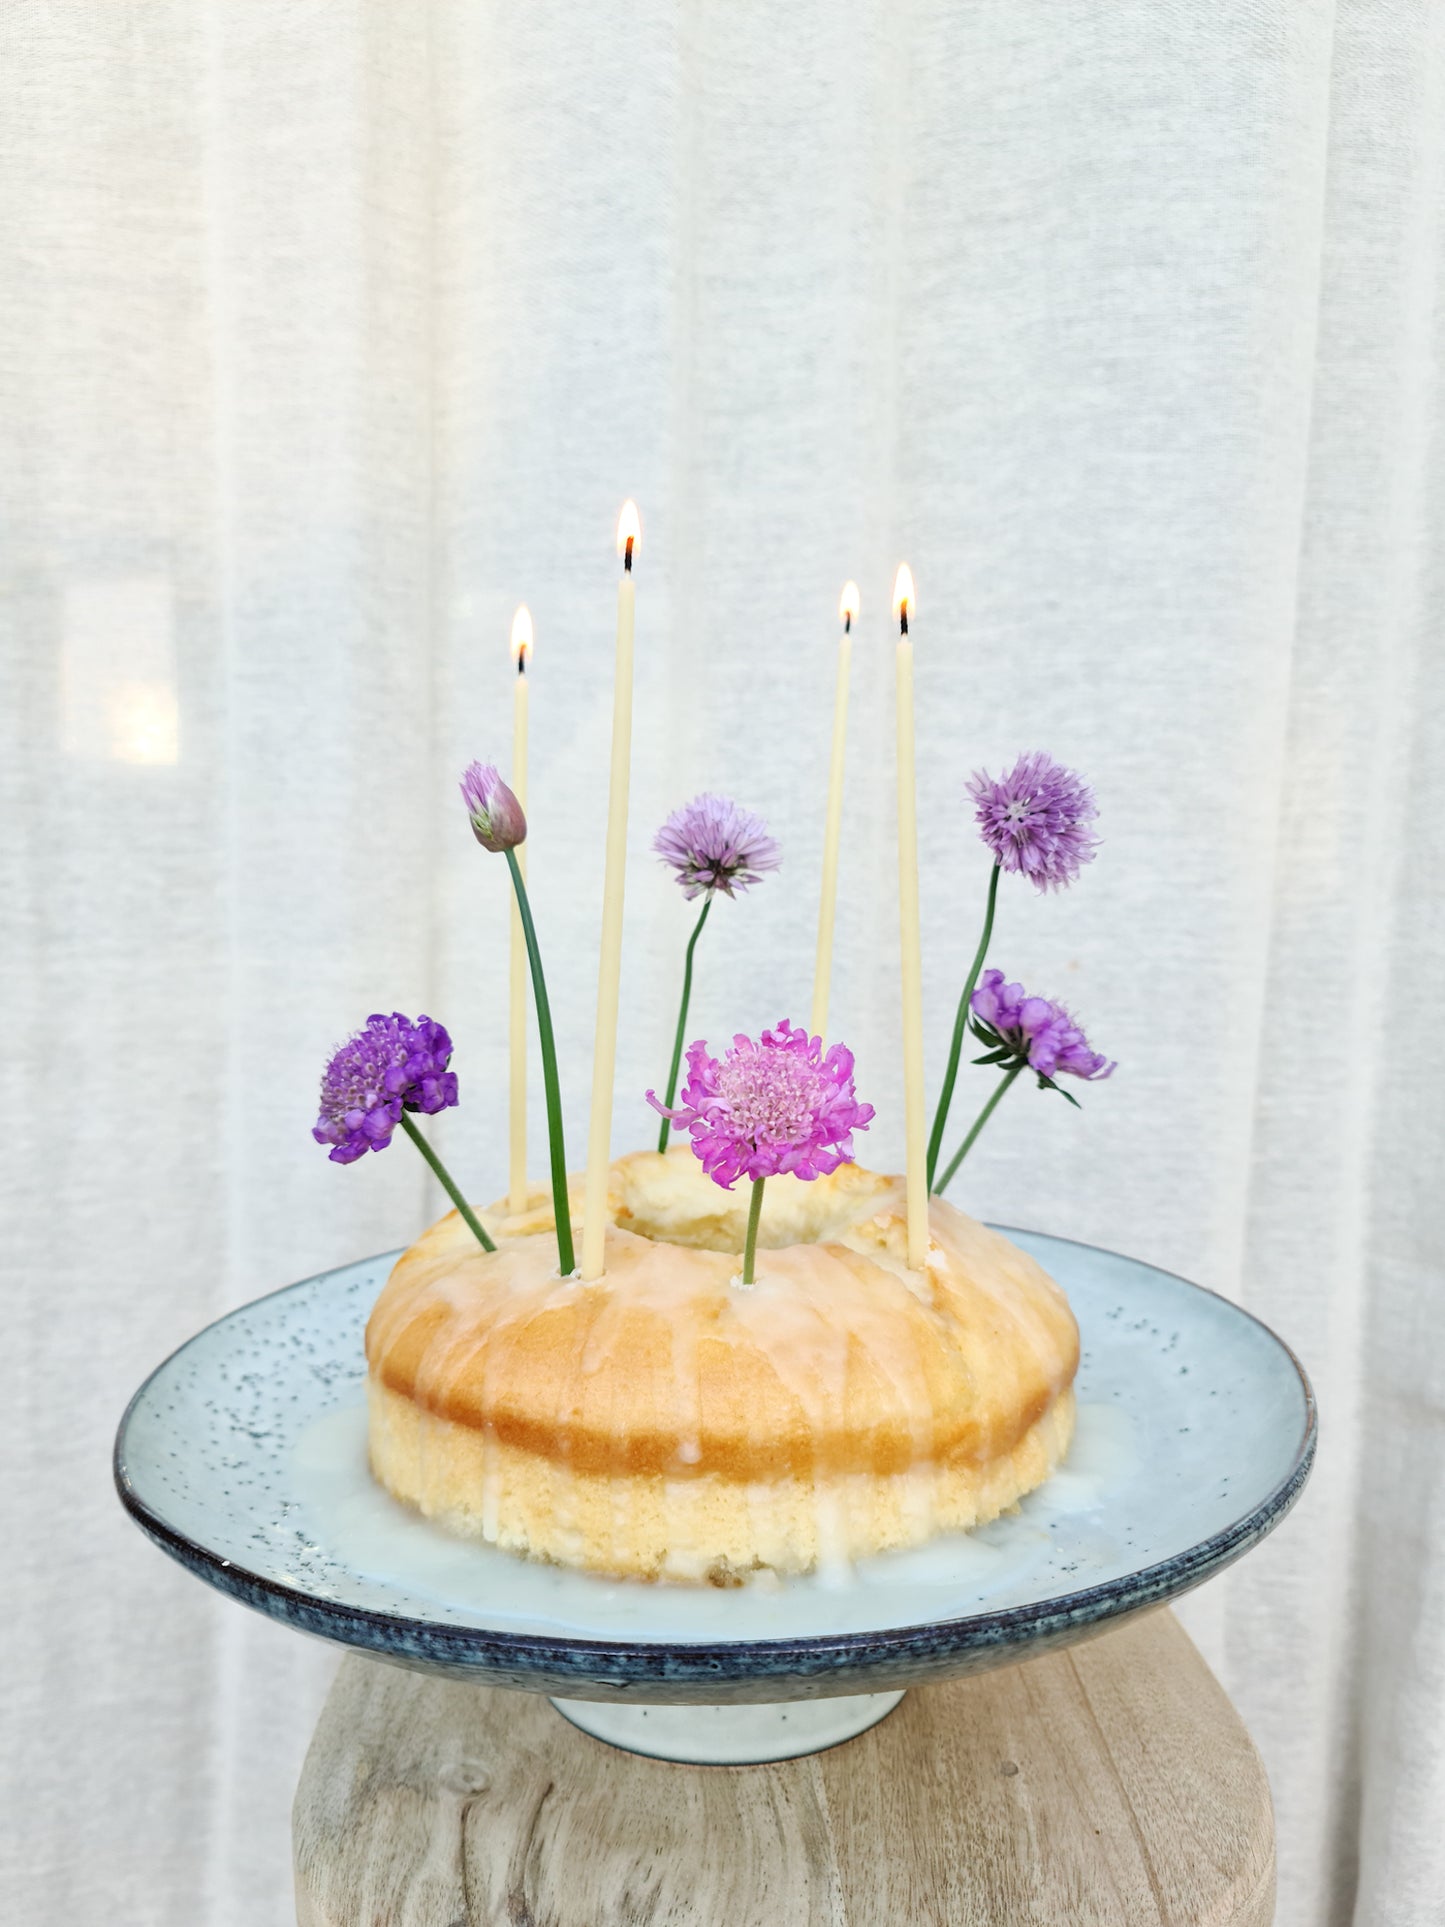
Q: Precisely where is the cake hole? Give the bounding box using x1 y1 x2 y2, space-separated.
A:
612 1152 895 1256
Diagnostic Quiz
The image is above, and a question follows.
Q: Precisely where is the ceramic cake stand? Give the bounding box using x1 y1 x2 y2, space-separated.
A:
116 1229 1311 1923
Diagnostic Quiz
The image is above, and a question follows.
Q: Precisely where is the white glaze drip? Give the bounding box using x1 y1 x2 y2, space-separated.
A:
291 1399 1137 1641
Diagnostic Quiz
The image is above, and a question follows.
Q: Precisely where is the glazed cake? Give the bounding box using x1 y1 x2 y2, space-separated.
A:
365 1148 1079 1583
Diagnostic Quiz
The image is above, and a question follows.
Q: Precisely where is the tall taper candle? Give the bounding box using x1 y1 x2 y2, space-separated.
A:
811 581 858 1040
508 605 532 1213
892 563 929 1268
581 501 641 1279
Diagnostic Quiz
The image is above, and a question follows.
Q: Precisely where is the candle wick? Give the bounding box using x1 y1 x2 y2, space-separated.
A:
624 536 634 573
899 607 909 636
517 655 527 677
843 613 852 635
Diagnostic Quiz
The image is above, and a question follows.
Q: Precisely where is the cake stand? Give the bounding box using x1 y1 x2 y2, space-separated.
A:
114 1227 1313 1767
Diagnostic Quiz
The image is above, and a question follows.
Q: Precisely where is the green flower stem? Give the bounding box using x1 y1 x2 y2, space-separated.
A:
400 1113 496 1253
935 1062 1023 1197
505 848 575 1275
741 1176 766 1286
657 895 713 1153
926 860 1001 1192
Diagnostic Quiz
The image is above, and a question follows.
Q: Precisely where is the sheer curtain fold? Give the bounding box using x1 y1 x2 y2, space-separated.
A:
2 4 1441 1921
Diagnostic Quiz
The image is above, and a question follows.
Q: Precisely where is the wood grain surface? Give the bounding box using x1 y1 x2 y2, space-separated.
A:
293 1608 1274 1926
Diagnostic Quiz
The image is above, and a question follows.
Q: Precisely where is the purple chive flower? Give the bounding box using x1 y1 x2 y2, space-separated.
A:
971 970 1115 1082
313 1012 459 1164
460 761 526 853
967 751 1098 892
648 1019 874 1189
654 793 781 901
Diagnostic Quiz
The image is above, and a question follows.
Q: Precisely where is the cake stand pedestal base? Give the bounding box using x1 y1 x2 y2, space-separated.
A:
549 1686 906 1763
292 1608 1275 1926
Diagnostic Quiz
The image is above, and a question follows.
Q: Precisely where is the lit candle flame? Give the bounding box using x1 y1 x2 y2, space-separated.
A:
838 581 861 632
510 604 533 672
891 562 916 633
616 499 642 569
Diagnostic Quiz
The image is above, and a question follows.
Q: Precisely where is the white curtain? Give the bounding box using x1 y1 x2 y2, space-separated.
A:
3 3 1441 1921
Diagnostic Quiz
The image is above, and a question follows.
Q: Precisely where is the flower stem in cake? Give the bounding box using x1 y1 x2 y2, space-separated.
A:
935 1063 1023 1194
398 1113 496 1252
657 896 712 1152
505 847 576 1274
926 858 1000 1191
741 1176 765 1285
458 763 574 1273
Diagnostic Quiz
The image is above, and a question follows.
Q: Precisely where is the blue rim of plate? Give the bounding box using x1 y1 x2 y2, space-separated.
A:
114 1228 1317 1699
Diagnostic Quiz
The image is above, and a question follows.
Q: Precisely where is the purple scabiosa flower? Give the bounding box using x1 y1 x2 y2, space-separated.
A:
967 751 1098 892
313 1012 459 1164
648 1019 874 1189
971 969 1115 1085
460 761 526 853
654 793 781 901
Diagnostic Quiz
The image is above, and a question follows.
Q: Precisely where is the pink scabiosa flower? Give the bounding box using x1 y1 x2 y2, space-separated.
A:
313 1013 495 1252
654 793 780 901
648 1021 873 1284
460 761 527 853
967 751 1098 893
650 1020 873 1186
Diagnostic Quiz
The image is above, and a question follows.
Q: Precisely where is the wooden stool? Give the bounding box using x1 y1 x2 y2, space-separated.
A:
293 1607 1274 1925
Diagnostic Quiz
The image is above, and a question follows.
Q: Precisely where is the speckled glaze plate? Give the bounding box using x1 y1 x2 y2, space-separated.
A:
114 1230 1314 1704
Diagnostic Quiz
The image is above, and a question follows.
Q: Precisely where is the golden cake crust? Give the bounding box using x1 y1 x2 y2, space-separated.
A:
363 1151 1079 1576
